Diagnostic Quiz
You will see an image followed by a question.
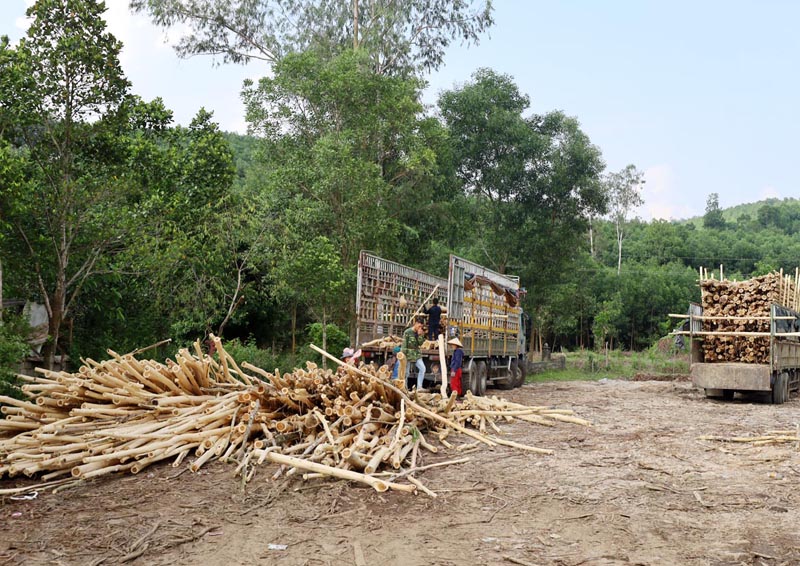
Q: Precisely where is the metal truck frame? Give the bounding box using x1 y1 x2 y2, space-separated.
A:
675 303 800 403
356 251 528 395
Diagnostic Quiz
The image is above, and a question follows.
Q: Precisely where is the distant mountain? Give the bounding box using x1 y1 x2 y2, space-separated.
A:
684 197 800 227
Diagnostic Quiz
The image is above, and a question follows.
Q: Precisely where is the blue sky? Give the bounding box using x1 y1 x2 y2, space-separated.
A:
2 0 798 220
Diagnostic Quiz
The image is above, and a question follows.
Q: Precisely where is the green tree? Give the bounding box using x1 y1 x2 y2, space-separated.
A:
606 165 644 275
244 50 440 328
130 0 493 75
593 293 623 350
0 0 130 368
703 192 726 229
279 236 345 366
438 68 607 286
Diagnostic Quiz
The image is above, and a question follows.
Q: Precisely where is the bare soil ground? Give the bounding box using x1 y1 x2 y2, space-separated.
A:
2 378 800 566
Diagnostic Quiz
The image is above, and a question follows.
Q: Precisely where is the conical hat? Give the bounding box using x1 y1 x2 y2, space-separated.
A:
447 338 463 347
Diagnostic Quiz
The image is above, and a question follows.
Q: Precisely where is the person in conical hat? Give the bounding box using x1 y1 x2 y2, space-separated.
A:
447 337 464 397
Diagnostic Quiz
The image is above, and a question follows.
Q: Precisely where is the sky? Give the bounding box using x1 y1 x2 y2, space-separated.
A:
2 0 799 220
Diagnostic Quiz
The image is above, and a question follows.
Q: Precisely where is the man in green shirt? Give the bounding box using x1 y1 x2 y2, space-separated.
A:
402 318 426 390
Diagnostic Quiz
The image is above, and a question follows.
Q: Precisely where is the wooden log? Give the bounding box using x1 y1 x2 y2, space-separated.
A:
259 451 415 493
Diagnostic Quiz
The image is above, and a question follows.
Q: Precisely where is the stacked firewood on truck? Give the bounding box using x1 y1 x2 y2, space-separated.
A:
0 337 589 497
699 267 800 363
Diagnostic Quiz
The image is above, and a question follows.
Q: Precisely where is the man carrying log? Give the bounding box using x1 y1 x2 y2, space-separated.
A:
403 318 426 390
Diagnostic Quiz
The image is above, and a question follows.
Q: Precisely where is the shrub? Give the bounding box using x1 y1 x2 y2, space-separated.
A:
0 315 31 398
301 323 350 364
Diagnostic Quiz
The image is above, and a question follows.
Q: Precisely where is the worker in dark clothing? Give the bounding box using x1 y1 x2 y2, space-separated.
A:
448 337 464 397
423 297 442 341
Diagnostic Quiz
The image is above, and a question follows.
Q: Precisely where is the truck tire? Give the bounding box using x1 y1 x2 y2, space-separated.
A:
772 372 789 405
496 361 518 390
463 362 477 395
475 361 487 396
510 359 525 388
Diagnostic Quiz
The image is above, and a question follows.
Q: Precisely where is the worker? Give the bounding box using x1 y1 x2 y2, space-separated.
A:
423 297 442 341
448 337 464 397
402 317 426 390
386 345 402 380
341 347 362 366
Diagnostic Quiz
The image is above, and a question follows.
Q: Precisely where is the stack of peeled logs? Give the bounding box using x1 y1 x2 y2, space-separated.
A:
700 269 799 363
0 337 591 496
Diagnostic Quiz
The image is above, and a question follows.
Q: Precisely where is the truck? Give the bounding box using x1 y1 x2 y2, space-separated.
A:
675 303 800 404
355 251 529 395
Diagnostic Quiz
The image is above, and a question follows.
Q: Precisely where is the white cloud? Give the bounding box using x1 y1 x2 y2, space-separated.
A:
634 164 697 220
758 185 781 199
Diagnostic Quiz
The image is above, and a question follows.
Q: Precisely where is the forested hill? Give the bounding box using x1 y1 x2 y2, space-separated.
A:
684 197 800 228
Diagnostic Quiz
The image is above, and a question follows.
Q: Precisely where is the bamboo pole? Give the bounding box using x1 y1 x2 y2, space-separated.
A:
260 451 415 493
438 334 448 398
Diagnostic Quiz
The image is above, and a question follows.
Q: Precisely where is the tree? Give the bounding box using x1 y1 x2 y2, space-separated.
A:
703 192 726 229
243 50 440 330
438 68 607 286
122 102 265 342
592 293 623 351
605 165 644 275
130 0 493 75
277 236 345 366
0 0 130 368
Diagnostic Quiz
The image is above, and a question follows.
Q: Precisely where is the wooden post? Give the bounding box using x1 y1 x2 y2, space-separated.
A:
438 334 447 397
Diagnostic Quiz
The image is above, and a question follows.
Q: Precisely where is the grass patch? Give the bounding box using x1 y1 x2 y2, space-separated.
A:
528 348 690 383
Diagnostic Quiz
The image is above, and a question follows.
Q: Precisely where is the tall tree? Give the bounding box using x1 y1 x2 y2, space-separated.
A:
243 50 440 329
605 165 644 275
0 0 130 368
129 0 493 75
438 68 607 285
703 192 726 229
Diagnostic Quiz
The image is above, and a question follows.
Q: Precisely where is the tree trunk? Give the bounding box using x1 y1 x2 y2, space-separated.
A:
43 274 66 371
321 309 328 370
616 229 623 276
291 303 297 355
353 0 359 48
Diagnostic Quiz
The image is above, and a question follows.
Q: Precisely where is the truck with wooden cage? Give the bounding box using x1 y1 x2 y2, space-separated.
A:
355 251 529 395
671 268 800 404
674 303 800 404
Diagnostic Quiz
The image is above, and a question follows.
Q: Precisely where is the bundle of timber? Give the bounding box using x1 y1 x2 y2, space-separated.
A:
0 337 589 496
699 269 799 363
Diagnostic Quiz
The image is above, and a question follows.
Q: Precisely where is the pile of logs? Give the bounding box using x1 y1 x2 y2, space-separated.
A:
699 268 799 363
0 338 590 496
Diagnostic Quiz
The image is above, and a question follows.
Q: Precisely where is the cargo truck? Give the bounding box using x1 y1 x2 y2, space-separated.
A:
356 251 529 395
673 303 800 403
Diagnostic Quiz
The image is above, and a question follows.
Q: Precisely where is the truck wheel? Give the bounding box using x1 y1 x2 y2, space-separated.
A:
497 362 518 390
518 362 527 387
510 359 525 388
772 372 789 405
475 361 487 396
463 363 477 395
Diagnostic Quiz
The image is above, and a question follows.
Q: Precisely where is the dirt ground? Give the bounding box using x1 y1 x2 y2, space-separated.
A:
2 378 800 566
